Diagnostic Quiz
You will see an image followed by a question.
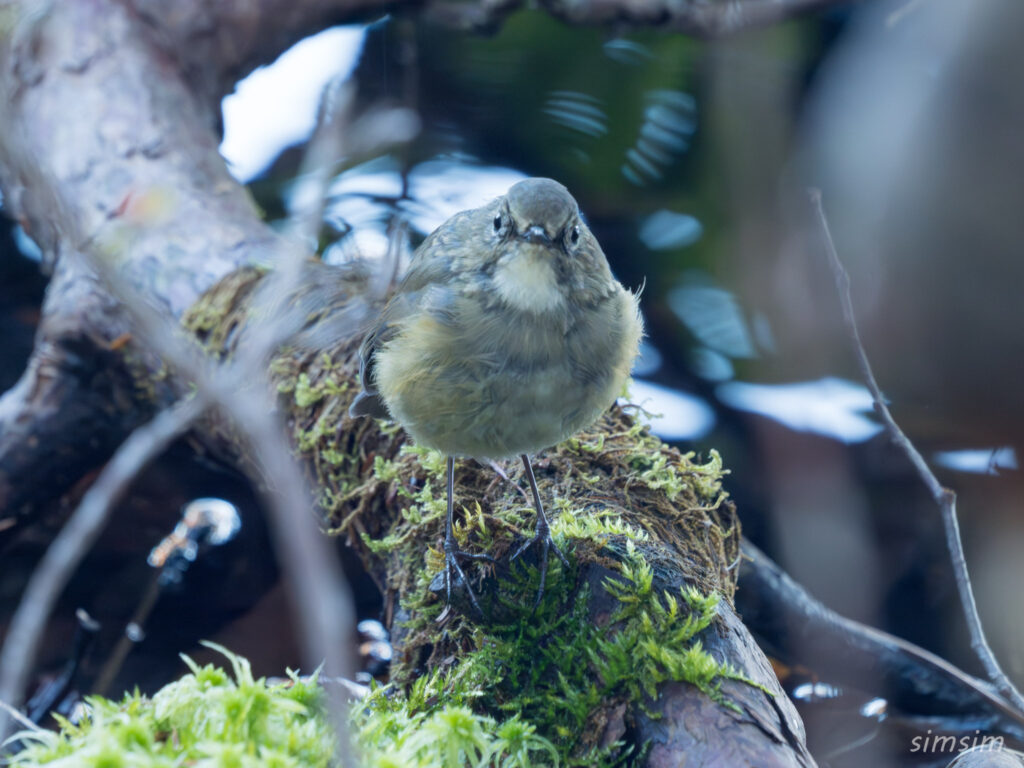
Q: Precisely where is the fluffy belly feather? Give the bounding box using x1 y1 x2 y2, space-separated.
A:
374 288 641 459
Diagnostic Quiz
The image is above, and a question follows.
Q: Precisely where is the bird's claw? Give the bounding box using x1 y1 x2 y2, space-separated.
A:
511 523 568 609
442 546 495 618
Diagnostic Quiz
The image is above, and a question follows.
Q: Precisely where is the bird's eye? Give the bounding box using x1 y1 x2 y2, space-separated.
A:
570 225 580 245
493 215 503 233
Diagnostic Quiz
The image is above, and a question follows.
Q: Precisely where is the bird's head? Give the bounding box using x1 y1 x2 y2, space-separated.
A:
486 178 589 260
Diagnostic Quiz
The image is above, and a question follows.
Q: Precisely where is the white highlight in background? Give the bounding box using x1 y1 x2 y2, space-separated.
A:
934 447 1018 475
625 380 716 441
220 27 367 182
716 376 883 444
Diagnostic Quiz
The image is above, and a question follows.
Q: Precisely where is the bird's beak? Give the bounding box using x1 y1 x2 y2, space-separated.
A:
519 225 553 246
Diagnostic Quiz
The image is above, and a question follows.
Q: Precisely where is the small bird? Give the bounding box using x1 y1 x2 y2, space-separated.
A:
350 177 642 613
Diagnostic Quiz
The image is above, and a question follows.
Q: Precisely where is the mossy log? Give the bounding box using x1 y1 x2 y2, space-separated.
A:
183 262 816 766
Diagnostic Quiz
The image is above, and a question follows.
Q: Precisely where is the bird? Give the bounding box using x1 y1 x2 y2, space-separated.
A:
349 177 642 613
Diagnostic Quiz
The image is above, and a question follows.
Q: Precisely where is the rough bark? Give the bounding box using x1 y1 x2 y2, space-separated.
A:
0 0 278 512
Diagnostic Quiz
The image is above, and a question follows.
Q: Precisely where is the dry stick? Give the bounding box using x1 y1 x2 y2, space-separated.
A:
0 692 45 734
0 226 356 763
217 378 357 764
86 257 358 766
95 135 362 763
286 79 355 248
0 396 205 741
0 68 359 767
534 0 854 38
809 188 1024 713
78 137 359 754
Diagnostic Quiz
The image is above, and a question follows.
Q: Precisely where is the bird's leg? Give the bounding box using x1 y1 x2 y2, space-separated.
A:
511 454 569 608
442 455 493 616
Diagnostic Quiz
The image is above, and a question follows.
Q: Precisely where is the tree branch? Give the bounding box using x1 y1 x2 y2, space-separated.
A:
0 3 358 754
0 0 286 512
0 396 205 740
739 540 1024 744
541 0 856 39
133 0 409 113
135 0 858 105
0 0 847 761
809 188 1024 714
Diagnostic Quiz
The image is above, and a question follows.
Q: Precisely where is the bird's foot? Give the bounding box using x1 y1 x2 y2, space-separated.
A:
511 521 569 610
442 542 495 618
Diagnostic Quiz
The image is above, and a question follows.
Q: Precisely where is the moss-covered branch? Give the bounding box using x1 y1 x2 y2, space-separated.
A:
177 264 815 766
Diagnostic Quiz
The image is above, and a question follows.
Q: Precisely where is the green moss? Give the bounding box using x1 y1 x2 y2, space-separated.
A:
11 645 559 768
401 444 449 477
12 644 333 768
336 404 747 761
293 370 350 408
420 540 765 765
174 267 749 765
372 455 401 484
353 691 559 768
550 500 649 545
620 421 728 505
599 543 765 710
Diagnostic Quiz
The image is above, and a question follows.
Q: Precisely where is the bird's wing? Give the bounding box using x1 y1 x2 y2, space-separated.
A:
348 228 460 419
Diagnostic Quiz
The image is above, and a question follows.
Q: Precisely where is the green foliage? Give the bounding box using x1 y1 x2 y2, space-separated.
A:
9 644 558 768
10 643 333 768
550 499 649 544
353 688 559 768
599 543 757 710
9 547 759 768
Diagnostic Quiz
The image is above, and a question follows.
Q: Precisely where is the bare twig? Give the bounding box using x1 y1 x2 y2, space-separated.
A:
0 696 43 735
0 396 205 739
286 80 357 249
0 177 357 764
541 0 856 39
0 4 363 756
739 540 1024 734
223 378 357 762
285 77 418 250
809 188 1024 713
86 242 359 764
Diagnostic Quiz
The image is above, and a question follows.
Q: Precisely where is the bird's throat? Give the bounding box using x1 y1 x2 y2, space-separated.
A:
492 250 564 314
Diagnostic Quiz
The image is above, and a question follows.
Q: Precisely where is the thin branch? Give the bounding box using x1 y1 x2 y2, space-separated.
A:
738 540 1024 736
0 696 43 735
0 8 361 746
0 242 359 758
809 188 1024 714
541 0 857 39
0 169 356 758
284 79 418 251
84 244 359 765
0 396 205 740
